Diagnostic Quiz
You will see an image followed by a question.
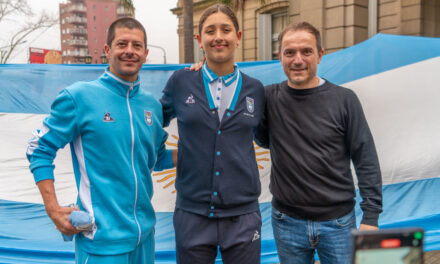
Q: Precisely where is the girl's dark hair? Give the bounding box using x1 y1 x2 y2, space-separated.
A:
198 4 239 35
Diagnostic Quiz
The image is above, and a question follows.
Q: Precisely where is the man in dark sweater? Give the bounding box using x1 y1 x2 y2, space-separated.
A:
255 22 382 264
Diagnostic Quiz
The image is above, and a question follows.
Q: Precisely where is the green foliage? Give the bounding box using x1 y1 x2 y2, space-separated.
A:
219 0 232 7
120 0 134 12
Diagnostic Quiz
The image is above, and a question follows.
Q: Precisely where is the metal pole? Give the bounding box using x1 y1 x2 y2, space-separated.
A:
368 0 378 38
148 44 167 64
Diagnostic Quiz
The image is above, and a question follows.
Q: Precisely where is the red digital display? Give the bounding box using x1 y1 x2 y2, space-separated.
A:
381 239 401 248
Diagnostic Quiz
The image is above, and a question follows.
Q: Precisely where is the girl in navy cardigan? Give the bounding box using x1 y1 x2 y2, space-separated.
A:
161 4 265 264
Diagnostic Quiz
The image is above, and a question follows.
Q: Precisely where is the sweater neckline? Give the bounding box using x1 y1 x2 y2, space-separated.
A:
283 79 330 96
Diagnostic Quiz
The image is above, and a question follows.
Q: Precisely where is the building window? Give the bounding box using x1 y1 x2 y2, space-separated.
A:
94 49 97 54
105 6 108 11
93 16 96 21
258 8 288 60
105 17 109 22
271 11 288 59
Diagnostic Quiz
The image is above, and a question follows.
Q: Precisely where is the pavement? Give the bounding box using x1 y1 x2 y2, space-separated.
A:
425 250 440 264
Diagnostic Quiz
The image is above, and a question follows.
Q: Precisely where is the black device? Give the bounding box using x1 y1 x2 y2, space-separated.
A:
351 227 424 264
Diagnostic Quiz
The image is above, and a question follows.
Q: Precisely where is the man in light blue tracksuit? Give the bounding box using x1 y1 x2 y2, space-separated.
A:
26 17 173 264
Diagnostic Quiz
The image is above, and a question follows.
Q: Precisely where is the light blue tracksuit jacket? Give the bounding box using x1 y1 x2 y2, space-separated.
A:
26 70 172 255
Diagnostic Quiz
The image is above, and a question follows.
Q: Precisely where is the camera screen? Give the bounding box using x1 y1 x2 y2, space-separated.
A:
352 228 423 264
355 246 422 264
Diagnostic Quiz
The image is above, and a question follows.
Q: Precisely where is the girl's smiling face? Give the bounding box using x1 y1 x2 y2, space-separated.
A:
197 11 241 67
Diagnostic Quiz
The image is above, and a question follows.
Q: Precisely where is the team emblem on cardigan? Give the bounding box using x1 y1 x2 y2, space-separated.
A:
144 110 153 126
246 97 255 113
185 94 195 104
103 111 114 122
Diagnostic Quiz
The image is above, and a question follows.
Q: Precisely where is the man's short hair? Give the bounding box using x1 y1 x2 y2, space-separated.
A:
107 17 147 49
278 21 322 53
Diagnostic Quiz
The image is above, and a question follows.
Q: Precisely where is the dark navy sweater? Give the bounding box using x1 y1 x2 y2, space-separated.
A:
255 80 382 226
160 68 265 217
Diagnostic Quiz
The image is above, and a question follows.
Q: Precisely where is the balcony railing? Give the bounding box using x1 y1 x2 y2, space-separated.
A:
68 16 87 24
68 39 88 46
117 8 133 16
70 28 87 35
68 5 87 13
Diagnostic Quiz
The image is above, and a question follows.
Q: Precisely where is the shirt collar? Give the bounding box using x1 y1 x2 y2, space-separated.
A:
202 61 239 86
100 68 141 97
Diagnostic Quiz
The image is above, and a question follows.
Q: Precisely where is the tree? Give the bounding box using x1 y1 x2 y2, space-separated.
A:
119 0 134 14
0 0 57 64
182 0 194 63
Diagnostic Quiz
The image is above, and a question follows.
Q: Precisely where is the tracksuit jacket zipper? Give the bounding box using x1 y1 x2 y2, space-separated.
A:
126 83 141 246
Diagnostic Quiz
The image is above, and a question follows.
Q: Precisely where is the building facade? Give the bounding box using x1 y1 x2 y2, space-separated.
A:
59 0 133 64
172 0 440 63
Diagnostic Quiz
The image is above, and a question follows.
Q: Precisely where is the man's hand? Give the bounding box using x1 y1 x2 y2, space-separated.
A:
185 57 205 71
47 205 80 235
37 179 80 235
172 149 177 167
359 224 378 231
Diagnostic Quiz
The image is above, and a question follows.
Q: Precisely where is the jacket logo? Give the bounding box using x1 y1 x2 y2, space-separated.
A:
103 111 114 122
144 110 153 126
185 94 195 104
246 97 255 113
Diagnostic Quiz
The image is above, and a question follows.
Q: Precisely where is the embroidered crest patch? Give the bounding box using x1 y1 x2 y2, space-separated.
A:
144 110 153 126
246 97 255 113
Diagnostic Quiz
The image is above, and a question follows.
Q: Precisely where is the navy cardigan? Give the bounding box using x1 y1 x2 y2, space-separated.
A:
160 68 265 217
